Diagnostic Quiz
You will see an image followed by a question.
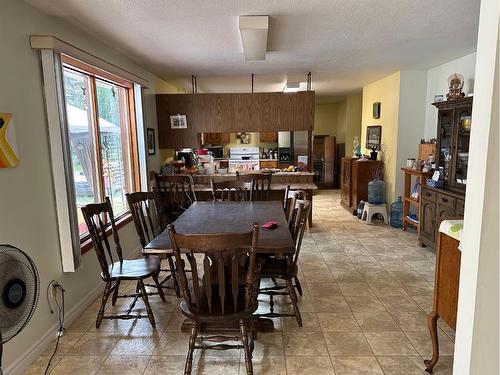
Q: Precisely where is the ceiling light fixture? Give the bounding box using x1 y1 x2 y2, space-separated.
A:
283 82 306 92
239 15 269 61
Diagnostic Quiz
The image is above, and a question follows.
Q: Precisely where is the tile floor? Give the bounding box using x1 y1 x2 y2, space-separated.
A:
24 190 454 374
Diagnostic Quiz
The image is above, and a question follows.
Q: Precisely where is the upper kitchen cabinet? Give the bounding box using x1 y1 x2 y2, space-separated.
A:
157 94 199 149
201 132 230 145
156 92 315 148
259 132 278 143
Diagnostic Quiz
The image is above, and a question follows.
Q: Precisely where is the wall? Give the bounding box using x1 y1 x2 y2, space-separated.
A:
361 72 401 204
454 1 499 372
424 52 477 138
345 94 363 152
395 71 428 195
335 100 347 144
0 0 162 372
314 102 338 137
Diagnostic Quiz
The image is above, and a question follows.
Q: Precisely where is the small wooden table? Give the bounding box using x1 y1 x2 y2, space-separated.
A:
144 201 296 332
425 220 462 373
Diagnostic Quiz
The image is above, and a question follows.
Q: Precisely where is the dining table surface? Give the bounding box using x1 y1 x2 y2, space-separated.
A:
143 200 295 255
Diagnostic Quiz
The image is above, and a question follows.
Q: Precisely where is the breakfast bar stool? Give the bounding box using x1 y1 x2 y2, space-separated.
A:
361 202 389 224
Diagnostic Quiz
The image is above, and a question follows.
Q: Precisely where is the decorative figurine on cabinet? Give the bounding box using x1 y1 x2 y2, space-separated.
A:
447 73 465 100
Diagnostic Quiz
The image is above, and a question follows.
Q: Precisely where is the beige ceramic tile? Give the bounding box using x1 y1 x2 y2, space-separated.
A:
143 355 187 374
50 355 107 375
286 355 336 375
364 332 418 356
338 282 376 297
323 331 373 356
404 331 455 357
345 296 385 313
312 296 351 313
377 356 427 375
353 312 400 332
66 332 120 356
96 355 150 375
22 355 63 375
283 331 329 356
317 313 360 332
331 356 383 375
192 354 241 374
241 356 286 375
282 312 321 332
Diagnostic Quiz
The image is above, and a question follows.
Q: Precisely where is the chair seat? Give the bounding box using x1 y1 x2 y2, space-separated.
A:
103 257 160 280
259 256 298 279
180 283 257 322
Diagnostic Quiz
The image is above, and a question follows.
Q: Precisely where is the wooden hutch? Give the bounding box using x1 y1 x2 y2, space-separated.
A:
419 97 472 248
340 157 381 215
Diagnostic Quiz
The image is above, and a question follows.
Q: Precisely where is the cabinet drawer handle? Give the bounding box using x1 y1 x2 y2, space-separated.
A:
441 197 448 203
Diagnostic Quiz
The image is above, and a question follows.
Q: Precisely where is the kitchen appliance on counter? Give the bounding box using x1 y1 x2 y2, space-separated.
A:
229 147 260 172
205 145 224 159
175 148 196 168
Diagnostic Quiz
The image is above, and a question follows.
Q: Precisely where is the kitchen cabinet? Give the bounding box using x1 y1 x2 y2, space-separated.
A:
340 157 381 215
156 92 315 148
260 160 278 169
260 132 278 143
201 132 230 145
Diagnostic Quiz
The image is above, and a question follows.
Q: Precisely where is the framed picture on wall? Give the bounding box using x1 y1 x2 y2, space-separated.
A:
147 128 156 155
366 125 382 150
170 114 188 129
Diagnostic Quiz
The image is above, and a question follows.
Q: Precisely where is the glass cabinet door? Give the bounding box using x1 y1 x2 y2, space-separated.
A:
436 109 454 182
452 108 472 187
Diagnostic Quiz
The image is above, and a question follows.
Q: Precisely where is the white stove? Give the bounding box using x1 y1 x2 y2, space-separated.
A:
229 147 260 172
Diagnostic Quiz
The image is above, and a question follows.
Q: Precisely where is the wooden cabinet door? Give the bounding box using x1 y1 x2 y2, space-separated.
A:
260 132 278 143
203 132 230 144
437 205 456 219
340 158 351 206
420 199 437 245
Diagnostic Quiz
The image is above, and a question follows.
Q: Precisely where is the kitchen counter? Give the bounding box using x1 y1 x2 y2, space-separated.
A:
190 171 314 185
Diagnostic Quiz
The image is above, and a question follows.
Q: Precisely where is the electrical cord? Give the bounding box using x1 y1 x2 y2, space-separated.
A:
44 281 65 375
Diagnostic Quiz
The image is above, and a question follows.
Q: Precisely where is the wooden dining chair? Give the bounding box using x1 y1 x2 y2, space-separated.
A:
81 197 165 328
126 191 180 297
236 171 272 201
155 173 197 227
167 224 260 375
257 200 311 326
211 179 254 201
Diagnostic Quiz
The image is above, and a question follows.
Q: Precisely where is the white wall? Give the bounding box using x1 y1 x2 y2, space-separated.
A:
395 70 428 198
453 0 499 372
424 52 477 138
0 0 162 373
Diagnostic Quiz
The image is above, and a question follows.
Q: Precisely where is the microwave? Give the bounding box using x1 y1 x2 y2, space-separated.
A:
205 146 224 159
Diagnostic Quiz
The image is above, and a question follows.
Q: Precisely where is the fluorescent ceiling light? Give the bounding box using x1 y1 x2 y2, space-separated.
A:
239 15 269 61
283 82 306 92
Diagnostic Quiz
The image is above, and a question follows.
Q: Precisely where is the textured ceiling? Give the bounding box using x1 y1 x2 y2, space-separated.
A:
26 0 480 96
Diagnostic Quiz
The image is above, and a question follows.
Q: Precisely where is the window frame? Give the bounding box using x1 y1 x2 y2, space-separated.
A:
61 54 141 253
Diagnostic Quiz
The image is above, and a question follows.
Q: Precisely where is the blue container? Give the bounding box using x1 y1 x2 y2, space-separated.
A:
368 178 385 204
390 196 403 228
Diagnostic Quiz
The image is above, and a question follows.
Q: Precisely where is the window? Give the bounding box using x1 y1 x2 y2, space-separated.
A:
61 56 139 240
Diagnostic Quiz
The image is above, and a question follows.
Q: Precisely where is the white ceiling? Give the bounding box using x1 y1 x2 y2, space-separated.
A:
26 0 480 97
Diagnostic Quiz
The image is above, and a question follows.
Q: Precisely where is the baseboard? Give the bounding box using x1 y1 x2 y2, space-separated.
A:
4 245 142 375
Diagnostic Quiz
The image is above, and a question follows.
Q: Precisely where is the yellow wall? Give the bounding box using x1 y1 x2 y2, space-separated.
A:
361 72 401 204
345 94 363 153
314 102 338 137
336 100 347 143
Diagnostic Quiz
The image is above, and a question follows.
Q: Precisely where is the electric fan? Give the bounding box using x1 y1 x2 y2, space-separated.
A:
0 244 40 375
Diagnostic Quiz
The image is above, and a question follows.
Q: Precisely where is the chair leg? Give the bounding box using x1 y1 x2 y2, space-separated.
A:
111 280 120 306
152 273 166 301
96 282 112 328
168 256 181 297
286 278 302 327
294 276 303 296
138 280 156 328
240 319 253 375
184 321 198 375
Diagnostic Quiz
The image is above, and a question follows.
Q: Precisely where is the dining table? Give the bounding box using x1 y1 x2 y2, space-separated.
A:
143 200 296 332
